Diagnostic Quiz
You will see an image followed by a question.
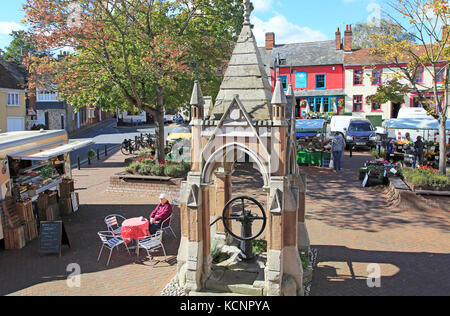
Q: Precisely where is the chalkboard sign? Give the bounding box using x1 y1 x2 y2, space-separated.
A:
39 221 71 257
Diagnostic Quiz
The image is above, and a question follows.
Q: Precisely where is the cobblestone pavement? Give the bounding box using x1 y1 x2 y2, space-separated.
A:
230 151 449 296
303 150 450 296
0 149 180 296
1 148 448 296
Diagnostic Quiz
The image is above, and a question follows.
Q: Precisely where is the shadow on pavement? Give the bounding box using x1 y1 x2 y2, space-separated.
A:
310 245 450 296
0 202 181 296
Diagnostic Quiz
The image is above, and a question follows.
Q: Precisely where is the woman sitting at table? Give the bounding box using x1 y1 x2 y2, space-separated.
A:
149 193 173 235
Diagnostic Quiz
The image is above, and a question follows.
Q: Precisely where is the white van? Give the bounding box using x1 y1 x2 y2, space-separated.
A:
330 116 356 136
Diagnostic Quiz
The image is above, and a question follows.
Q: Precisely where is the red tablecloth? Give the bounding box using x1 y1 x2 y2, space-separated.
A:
121 217 150 241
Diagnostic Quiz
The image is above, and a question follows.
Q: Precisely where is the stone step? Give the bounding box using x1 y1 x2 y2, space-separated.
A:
189 290 249 296
205 269 264 296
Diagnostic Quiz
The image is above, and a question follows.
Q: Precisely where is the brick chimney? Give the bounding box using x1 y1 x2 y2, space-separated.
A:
344 24 353 51
335 27 342 50
266 32 275 50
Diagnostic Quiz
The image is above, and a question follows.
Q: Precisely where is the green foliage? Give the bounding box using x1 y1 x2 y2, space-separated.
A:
125 161 140 174
371 148 386 159
40 166 54 179
210 241 230 264
366 78 410 105
138 163 153 175
299 252 310 270
2 30 36 64
150 164 166 176
252 240 267 254
87 149 96 159
164 163 187 178
403 168 450 189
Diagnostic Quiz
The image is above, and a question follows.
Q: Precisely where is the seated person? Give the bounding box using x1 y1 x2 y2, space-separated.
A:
149 193 173 235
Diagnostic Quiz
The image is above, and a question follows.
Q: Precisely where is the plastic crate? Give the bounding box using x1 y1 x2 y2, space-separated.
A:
297 151 308 165
322 159 331 168
310 152 322 166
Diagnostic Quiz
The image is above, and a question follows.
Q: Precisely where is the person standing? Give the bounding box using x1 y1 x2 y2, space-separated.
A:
332 132 346 172
413 136 425 167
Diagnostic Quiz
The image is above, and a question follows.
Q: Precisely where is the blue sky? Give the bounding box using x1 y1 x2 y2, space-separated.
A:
0 0 386 50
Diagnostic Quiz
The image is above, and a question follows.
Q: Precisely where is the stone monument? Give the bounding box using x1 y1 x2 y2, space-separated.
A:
174 0 310 296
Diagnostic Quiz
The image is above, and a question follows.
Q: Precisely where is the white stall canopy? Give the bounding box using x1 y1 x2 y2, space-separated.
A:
10 139 93 161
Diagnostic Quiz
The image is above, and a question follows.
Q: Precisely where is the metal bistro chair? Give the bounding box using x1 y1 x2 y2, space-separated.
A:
161 214 176 239
137 230 167 267
104 214 127 236
97 231 131 266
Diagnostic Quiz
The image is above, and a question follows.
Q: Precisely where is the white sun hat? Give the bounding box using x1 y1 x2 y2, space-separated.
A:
159 193 168 200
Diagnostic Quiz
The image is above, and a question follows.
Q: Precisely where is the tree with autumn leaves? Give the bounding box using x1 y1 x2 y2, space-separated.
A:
369 0 449 174
23 0 244 162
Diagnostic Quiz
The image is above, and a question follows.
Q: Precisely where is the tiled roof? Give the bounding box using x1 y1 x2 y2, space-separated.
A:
259 41 345 75
0 63 22 90
344 46 443 66
344 48 394 66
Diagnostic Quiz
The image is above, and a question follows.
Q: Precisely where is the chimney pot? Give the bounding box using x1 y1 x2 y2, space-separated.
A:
335 27 342 50
266 32 275 51
344 24 353 51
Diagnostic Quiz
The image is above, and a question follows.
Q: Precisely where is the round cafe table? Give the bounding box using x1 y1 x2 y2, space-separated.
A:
121 217 150 255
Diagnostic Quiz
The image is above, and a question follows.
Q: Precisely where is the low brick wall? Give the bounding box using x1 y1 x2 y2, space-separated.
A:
107 175 182 203
387 180 442 212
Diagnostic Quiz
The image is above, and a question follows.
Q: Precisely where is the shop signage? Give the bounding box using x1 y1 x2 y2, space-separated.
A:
39 221 71 257
295 72 307 89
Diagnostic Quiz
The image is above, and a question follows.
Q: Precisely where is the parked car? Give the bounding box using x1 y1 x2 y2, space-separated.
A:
345 120 378 149
330 115 357 137
167 126 192 146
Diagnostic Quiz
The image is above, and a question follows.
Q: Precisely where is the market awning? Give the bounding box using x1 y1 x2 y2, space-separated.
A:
10 139 94 160
296 119 326 132
383 118 450 130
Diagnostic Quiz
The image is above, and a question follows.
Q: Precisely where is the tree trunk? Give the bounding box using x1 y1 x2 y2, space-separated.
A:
439 118 446 175
155 85 166 163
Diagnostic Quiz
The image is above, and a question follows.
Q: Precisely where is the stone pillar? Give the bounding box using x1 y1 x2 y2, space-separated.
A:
265 176 304 296
212 167 233 246
297 173 310 253
176 173 210 293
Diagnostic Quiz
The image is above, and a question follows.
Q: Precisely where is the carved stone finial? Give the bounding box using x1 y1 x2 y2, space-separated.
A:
244 0 251 24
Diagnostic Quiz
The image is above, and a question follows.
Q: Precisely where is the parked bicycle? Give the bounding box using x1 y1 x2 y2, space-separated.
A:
121 139 136 155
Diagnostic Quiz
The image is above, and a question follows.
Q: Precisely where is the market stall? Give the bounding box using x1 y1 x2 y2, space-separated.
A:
296 119 332 167
383 118 450 168
0 130 92 249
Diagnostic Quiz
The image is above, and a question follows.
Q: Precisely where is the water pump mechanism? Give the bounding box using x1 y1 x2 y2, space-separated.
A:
221 196 267 261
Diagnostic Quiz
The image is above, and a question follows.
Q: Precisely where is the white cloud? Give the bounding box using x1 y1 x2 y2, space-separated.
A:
251 14 328 46
252 0 274 12
0 21 24 35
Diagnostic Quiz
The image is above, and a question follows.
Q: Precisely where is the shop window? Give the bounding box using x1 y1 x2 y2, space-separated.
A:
323 98 330 112
353 95 363 112
372 102 381 112
372 69 382 85
280 76 287 90
353 70 364 85
315 75 325 89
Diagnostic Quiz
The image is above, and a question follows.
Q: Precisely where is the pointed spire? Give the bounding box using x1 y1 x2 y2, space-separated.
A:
243 0 251 25
286 84 294 102
271 77 287 106
190 80 204 106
